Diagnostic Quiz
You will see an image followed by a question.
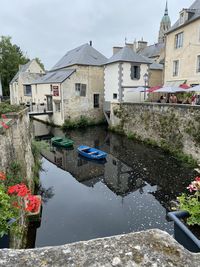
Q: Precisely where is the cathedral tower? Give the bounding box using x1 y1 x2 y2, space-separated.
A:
158 1 171 43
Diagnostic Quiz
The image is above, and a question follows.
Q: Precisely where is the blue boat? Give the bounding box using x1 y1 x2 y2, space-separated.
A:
77 145 107 160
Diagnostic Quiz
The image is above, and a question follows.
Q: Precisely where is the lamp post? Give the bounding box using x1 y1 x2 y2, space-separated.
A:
143 73 148 100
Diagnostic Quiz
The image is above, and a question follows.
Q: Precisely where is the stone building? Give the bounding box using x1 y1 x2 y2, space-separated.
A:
31 43 107 125
164 0 200 86
104 45 150 119
9 59 45 105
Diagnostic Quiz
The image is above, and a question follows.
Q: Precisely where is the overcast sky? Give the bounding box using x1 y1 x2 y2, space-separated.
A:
0 0 194 69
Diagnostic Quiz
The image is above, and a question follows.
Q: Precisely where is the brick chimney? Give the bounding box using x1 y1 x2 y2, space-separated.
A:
137 40 148 51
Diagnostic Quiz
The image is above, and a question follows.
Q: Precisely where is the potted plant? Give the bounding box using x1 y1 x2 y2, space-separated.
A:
168 177 200 252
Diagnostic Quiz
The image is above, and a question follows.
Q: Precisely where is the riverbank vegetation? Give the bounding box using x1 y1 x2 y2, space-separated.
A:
62 116 106 130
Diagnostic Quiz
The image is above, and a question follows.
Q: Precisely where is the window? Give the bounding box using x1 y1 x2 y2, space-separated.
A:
53 86 59 96
173 60 179 76
130 64 140 80
199 27 200 42
175 32 183 48
179 12 185 25
113 93 117 99
75 83 86 96
94 94 99 108
24 85 32 96
55 102 61 112
197 55 200 73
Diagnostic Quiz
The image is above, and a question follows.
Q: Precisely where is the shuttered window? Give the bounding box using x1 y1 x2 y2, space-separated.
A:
130 65 140 80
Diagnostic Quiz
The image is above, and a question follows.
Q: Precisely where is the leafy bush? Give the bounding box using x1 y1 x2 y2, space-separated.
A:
0 184 17 237
0 102 23 116
62 115 100 130
178 177 200 225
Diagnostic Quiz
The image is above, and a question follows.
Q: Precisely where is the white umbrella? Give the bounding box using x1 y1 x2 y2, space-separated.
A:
127 87 145 93
186 85 200 92
155 86 186 93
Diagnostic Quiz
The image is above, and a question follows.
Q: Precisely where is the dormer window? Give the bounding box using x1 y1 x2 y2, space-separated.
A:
179 12 185 25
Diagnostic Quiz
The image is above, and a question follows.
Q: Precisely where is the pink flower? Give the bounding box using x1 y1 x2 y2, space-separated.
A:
187 184 197 192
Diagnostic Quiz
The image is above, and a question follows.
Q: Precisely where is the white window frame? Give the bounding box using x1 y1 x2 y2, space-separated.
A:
24 85 32 96
175 32 183 49
173 60 179 77
75 83 86 96
197 55 200 73
55 102 61 112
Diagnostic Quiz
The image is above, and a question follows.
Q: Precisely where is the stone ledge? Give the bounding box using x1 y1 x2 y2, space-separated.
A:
112 102 200 110
0 229 199 267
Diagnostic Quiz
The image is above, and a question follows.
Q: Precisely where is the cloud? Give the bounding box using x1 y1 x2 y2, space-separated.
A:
0 0 194 69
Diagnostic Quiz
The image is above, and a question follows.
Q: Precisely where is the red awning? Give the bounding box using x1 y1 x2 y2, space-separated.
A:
179 84 190 89
147 86 162 93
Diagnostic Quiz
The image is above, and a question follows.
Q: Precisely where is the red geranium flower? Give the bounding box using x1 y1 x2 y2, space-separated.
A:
8 183 30 197
195 177 200 182
26 195 41 213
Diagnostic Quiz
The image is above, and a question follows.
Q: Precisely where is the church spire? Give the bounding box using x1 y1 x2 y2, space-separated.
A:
158 1 171 43
164 1 168 16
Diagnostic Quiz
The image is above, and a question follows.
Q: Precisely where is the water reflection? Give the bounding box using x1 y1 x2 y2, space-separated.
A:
31 120 196 247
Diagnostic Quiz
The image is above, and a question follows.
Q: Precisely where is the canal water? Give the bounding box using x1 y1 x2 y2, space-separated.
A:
30 120 196 248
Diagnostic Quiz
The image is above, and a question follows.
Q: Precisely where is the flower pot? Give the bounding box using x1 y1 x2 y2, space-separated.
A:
0 234 9 249
168 211 200 253
25 195 42 222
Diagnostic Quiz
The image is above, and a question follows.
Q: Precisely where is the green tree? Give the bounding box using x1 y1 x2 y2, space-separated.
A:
35 57 45 71
0 36 29 96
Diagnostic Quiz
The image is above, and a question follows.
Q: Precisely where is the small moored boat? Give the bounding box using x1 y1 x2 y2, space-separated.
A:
51 136 74 148
77 145 107 160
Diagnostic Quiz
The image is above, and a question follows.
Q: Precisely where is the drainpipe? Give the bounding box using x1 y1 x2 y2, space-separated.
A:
60 83 64 121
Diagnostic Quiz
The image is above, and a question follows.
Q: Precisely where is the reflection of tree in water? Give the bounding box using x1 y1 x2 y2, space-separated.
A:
37 185 55 204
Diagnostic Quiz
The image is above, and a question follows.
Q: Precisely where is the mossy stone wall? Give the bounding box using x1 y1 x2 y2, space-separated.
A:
0 108 34 188
111 102 200 164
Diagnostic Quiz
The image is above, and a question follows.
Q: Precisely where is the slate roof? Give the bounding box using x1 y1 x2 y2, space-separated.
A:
167 0 200 34
32 69 75 84
10 60 33 84
149 62 163 70
51 44 107 70
106 46 151 65
138 43 165 58
21 73 43 85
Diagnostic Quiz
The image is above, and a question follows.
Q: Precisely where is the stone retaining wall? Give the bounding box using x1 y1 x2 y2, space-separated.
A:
0 230 199 266
110 103 200 164
0 108 34 185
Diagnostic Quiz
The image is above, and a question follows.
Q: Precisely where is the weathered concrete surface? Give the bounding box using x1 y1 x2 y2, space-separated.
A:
0 230 200 267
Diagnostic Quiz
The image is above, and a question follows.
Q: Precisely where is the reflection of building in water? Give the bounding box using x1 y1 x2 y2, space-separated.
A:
42 145 145 196
33 120 53 139
103 155 145 196
41 146 104 185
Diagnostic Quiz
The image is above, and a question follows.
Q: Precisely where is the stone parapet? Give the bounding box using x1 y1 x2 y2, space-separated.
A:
0 229 199 266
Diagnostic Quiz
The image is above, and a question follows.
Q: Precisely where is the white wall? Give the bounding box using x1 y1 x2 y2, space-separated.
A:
104 63 119 102
104 62 148 103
